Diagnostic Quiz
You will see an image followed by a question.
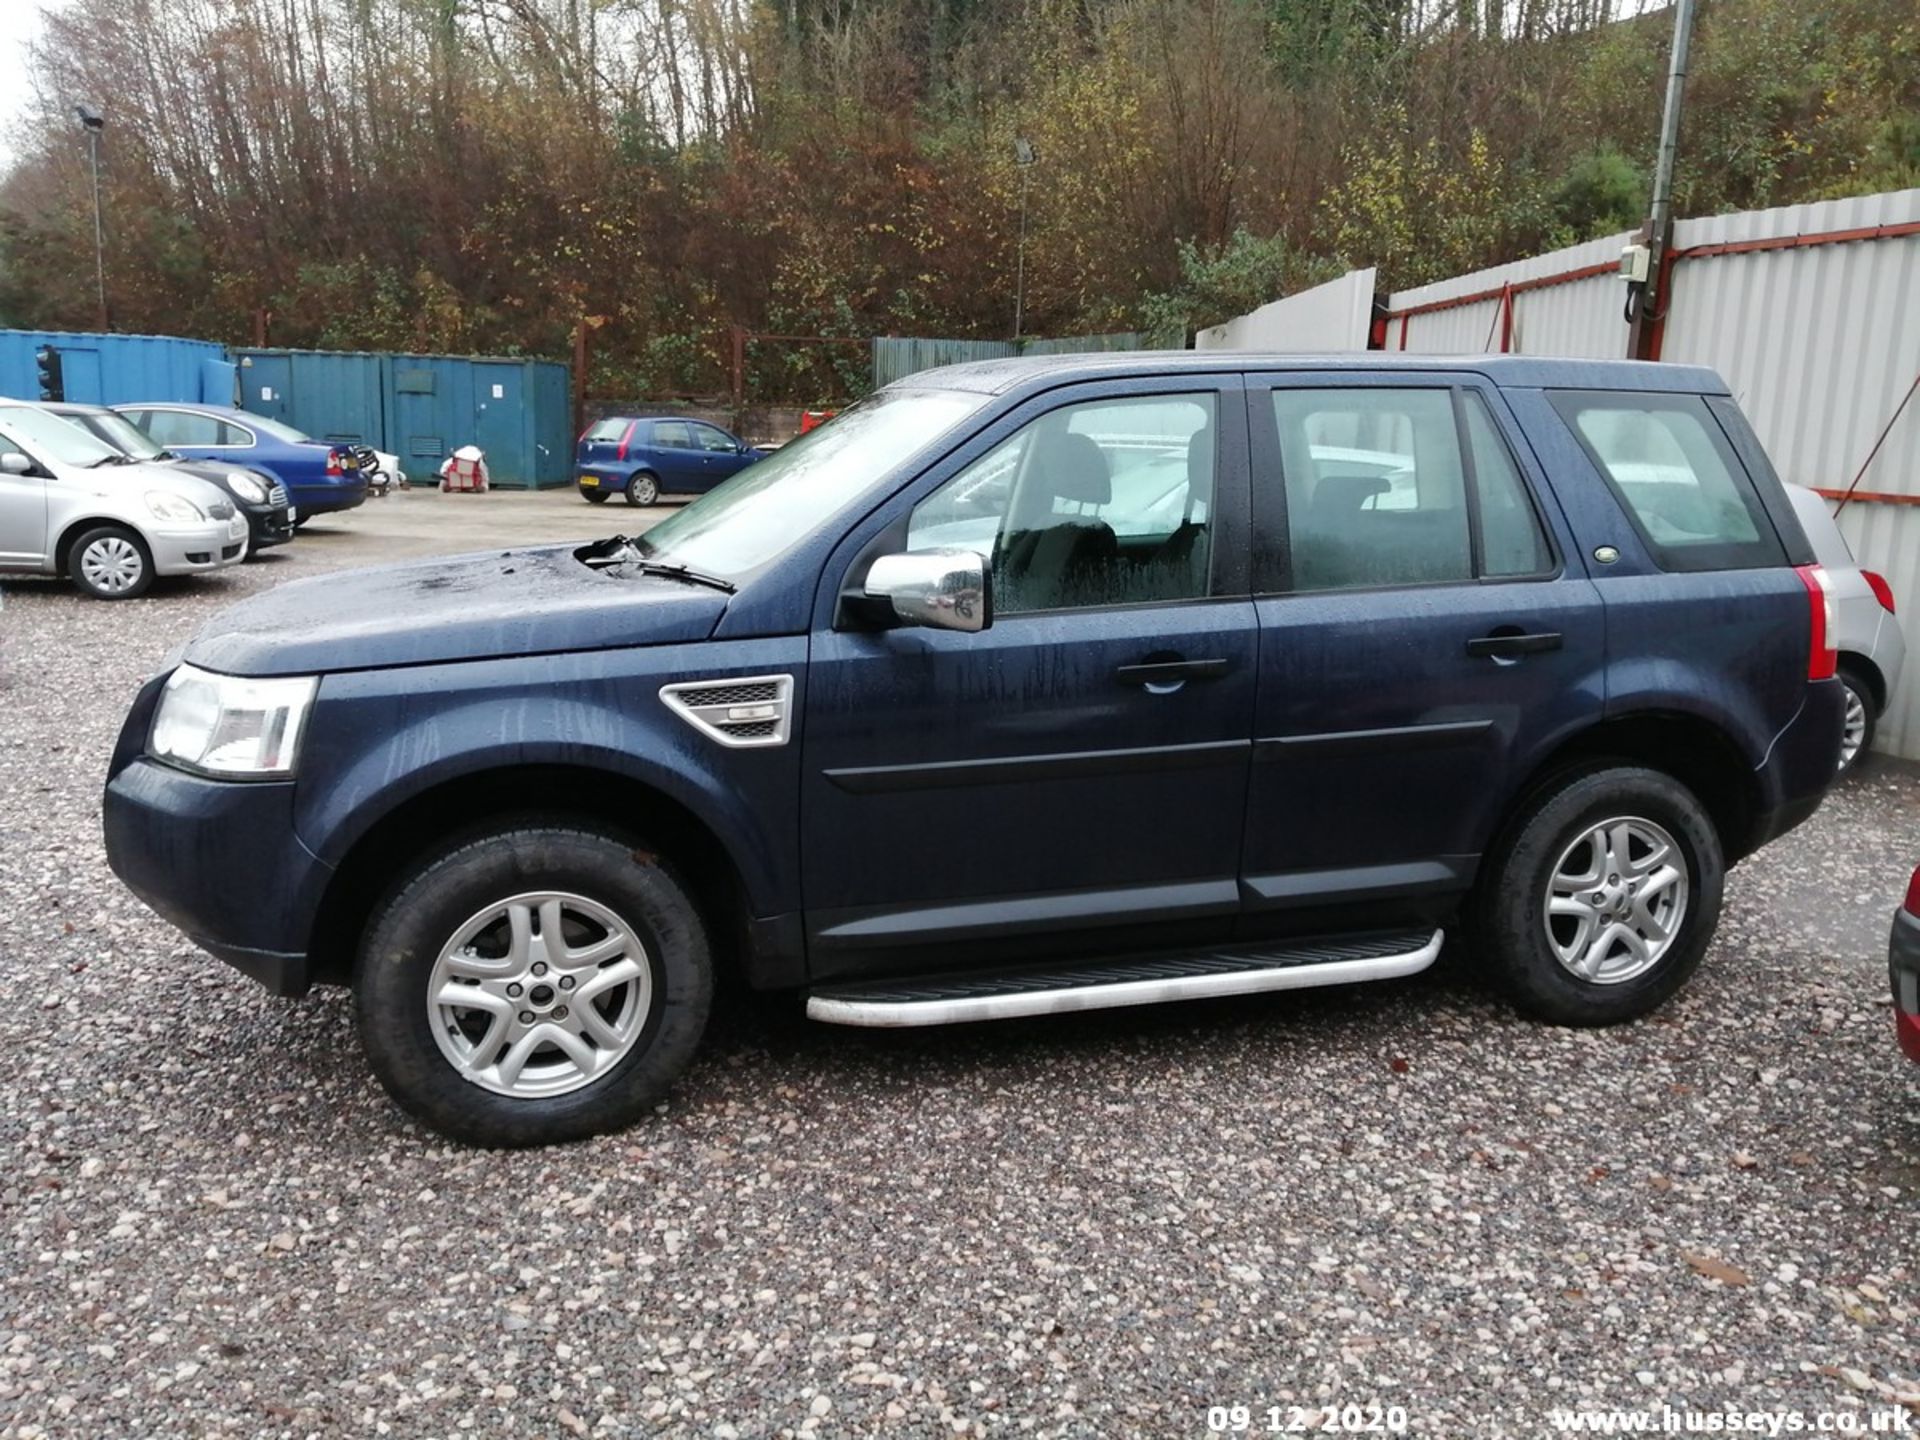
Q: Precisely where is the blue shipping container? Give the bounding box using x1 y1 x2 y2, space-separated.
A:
235 348 572 489
0 329 234 407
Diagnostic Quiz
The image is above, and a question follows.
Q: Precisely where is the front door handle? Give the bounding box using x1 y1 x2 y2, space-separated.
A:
1115 658 1231 686
1466 631 1562 659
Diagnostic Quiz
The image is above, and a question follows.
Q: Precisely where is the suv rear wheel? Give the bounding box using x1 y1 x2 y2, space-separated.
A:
1471 765 1724 1025
354 821 712 1146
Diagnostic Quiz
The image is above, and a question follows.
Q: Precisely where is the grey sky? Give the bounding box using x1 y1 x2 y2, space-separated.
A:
0 0 67 171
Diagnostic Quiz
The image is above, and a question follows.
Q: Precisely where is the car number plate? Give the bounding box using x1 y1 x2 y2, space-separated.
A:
579 474 599 487
286 505 297 521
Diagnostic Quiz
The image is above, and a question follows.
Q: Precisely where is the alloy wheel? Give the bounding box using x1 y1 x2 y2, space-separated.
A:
427 891 653 1099
1839 683 1867 770
1543 817 1689 985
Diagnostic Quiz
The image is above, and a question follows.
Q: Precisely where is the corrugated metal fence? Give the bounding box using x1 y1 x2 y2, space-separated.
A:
873 334 1141 388
1199 186 1920 759
0 329 235 408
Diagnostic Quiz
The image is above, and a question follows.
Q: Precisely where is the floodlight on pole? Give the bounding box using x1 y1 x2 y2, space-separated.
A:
1013 138 1037 341
75 105 107 330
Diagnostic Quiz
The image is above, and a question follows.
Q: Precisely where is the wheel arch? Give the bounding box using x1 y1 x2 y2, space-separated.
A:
1837 651 1886 712
55 515 151 576
1495 711 1762 865
306 763 763 991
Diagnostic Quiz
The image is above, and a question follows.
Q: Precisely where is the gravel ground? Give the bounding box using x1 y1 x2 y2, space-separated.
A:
2 501 1918 1437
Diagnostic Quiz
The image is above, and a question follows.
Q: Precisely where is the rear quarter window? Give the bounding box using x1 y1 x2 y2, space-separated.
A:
1548 391 1785 572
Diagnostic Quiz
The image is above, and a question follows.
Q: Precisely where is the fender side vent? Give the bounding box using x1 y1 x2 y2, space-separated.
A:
660 674 794 748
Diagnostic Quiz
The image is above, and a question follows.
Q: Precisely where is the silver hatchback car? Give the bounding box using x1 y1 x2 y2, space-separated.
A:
1786 485 1907 770
0 401 246 599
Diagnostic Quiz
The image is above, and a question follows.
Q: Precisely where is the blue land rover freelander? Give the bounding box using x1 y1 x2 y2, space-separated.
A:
102 355 1844 1147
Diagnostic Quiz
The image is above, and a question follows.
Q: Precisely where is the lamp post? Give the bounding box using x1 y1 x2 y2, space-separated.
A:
75 104 106 331
1013 137 1036 341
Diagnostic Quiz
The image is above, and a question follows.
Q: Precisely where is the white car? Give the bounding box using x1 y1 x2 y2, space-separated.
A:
0 401 247 599
1786 484 1906 770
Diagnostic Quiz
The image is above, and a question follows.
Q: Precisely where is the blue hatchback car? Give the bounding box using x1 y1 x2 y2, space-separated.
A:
576 414 766 506
116 403 369 522
104 354 1843 1147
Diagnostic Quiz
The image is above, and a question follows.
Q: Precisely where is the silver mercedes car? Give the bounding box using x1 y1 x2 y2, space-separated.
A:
0 400 247 599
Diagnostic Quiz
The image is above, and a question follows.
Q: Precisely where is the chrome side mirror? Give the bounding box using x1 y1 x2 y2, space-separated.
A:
0 452 31 476
865 547 992 633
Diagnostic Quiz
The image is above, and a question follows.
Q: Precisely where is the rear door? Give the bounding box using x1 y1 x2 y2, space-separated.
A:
1516 387 1809 745
648 422 703 491
1240 371 1606 920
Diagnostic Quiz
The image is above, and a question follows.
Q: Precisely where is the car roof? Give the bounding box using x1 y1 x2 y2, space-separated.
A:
116 401 257 420
888 350 1730 397
41 401 110 416
597 413 729 425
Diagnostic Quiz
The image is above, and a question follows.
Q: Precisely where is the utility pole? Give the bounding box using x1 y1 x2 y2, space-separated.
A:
1013 138 1036 341
1628 0 1696 360
76 105 107 330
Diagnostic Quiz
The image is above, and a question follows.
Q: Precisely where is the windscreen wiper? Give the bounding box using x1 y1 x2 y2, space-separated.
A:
575 535 736 593
628 559 736 593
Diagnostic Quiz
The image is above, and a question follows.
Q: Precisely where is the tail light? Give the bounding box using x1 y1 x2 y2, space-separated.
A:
1795 564 1837 681
1905 866 1920 918
325 450 344 477
616 421 638 460
1863 570 1896 615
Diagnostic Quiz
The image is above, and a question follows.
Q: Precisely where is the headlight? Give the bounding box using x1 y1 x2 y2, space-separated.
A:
226 471 268 504
145 490 205 523
150 664 318 778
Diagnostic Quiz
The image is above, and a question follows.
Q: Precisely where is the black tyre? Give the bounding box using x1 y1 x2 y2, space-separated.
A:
354 821 713 1147
1837 666 1877 772
1470 765 1723 1026
68 524 154 599
582 488 610 504
625 471 660 507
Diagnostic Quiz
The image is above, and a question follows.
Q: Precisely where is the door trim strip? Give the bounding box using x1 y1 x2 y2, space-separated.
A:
1254 717 1492 761
823 737 1250 794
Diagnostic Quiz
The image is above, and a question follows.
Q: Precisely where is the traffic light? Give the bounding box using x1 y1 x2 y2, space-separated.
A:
35 347 63 402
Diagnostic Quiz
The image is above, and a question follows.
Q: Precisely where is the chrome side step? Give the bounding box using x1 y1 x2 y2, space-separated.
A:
805 929 1443 1028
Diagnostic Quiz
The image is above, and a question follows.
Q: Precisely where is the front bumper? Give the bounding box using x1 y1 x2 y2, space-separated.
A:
245 501 296 548
148 512 250 574
1890 906 1920 1064
103 676 330 998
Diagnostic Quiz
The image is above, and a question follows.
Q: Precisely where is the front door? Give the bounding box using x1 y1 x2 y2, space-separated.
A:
687 421 750 492
0 457 48 566
801 378 1258 983
1240 373 1605 922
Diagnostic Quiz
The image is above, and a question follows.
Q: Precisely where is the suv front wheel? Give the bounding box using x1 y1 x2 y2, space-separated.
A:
355 821 713 1146
1472 765 1724 1025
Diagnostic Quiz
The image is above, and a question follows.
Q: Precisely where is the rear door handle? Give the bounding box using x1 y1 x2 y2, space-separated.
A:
1115 658 1231 685
1466 631 1562 658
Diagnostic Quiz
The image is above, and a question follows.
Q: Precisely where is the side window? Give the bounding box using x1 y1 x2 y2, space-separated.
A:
690 424 737 453
218 422 254 446
144 410 222 447
1273 388 1471 591
1462 391 1553 578
1550 391 1783 571
908 392 1217 614
652 421 692 450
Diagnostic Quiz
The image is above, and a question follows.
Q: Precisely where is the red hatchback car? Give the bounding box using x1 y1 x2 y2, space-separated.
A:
1892 869 1920 1063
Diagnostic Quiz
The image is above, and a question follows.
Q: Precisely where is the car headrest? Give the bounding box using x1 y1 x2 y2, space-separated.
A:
1029 431 1111 508
1313 472 1390 517
1187 428 1214 495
